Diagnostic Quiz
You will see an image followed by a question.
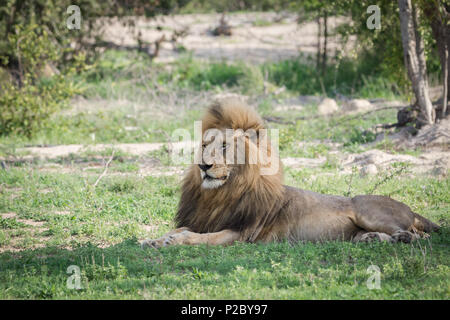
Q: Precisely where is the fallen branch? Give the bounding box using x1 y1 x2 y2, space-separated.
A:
372 123 399 129
263 116 295 125
263 115 319 125
93 150 115 187
336 105 407 125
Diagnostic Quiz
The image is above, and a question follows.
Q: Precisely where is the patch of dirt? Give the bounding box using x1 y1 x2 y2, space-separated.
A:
1 213 47 228
138 166 185 177
1 212 17 219
37 163 184 178
297 140 343 151
284 148 449 177
0 216 50 253
282 157 326 168
99 13 354 63
16 219 46 228
0 237 51 253
343 149 449 175
53 211 71 216
15 141 191 160
0 186 23 200
1 212 47 228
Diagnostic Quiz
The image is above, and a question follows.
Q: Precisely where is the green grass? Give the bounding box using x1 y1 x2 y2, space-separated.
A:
0 48 448 299
0 165 448 299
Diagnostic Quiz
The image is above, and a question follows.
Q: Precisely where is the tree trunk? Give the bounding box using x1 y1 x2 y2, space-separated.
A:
322 12 328 77
398 0 434 125
316 16 322 71
421 0 450 119
443 41 449 118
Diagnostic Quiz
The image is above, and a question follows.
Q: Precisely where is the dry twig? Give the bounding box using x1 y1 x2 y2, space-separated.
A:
93 150 115 187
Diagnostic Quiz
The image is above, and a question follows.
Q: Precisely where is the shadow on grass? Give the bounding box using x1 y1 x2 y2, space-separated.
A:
0 228 448 299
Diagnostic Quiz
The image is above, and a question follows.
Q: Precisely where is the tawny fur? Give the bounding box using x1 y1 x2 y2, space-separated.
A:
142 98 439 249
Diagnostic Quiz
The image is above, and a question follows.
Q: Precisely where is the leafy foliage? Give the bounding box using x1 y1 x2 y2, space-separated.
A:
0 24 83 137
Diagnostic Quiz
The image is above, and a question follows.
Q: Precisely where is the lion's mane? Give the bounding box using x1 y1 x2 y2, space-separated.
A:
175 98 287 242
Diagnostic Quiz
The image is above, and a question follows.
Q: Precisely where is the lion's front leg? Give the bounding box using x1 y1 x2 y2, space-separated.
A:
141 227 190 249
142 229 240 248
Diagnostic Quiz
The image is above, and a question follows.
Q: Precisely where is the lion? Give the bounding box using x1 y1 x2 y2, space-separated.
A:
141 98 439 248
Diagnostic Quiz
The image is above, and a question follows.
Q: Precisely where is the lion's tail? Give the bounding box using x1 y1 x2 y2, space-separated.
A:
413 212 440 233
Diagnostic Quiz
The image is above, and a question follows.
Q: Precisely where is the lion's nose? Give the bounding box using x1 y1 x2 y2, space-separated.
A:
198 164 212 171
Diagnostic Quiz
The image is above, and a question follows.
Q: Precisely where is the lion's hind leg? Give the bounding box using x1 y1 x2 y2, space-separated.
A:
351 195 420 243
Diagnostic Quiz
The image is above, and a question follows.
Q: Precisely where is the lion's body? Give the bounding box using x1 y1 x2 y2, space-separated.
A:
262 186 438 242
142 98 439 249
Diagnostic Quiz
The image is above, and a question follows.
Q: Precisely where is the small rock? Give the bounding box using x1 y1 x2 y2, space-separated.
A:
318 98 339 115
343 99 373 113
360 164 378 177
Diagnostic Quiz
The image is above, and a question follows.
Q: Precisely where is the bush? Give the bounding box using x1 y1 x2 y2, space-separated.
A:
159 57 265 93
263 54 408 98
191 62 246 89
0 24 83 137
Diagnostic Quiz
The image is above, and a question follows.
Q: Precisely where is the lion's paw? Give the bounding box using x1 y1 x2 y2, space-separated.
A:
141 238 166 249
359 232 392 243
391 230 419 243
163 231 190 246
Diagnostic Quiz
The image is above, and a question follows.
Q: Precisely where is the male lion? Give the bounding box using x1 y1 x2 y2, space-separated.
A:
142 98 439 248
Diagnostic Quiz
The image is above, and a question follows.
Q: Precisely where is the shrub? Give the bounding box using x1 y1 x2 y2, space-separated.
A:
161 57 265 93
0 24 83 137
263 55 409 98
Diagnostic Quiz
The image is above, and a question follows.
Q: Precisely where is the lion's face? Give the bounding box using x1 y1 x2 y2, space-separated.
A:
198 162 231 189
198 128 239 189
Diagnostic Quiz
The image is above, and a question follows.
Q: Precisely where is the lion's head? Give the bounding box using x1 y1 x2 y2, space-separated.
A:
198 98 263 189
175 98 285 241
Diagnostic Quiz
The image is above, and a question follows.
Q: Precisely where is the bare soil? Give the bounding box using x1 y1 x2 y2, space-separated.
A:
100 12 354 63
